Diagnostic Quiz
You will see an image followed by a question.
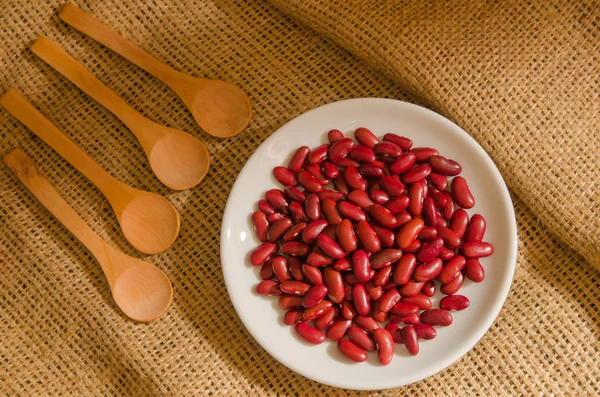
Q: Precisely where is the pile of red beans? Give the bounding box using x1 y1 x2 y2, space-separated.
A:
250 128 493 365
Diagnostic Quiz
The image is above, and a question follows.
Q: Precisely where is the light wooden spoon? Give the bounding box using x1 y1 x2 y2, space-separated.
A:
30 35 209 191
3 148 173 322
0 89 180 255
58 2 252 138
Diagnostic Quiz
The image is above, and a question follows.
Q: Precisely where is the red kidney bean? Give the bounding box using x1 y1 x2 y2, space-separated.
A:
336 219 358 252
280 280 311 296
430 155 462 176
464 214 486 242
327 319 352 340
428 188 448 209
413 258 443 282
384 195 409 214
449 209 469 238
317 235 345 259
328 138 354 163
464 259 485 282
256 280 282 296
389 312 420 324
462 241 494 258
273 166 298 186
271 256 290 282
284 309 305 325
402 164 432 184
437 226 461 249
267 217 293 242
302 284 329 307
369 204 398 229
283 222 306 241
344 166 367 191
373 328 394 365
321 224 337 242
422 280 436 297
379 176 405 197
320 161 339 179
393 254 417 285
385 323 404 343
305 163 330 185
389 153 416 176
348 326 376 351
350 145 376 163
298 170 323 193
317 189 346 202
382 281 399 291
354 315 380 333
315 305 338 330
279 294 304 309
251 242 279 266
410 147 439 162
370 249 403 269
436 218 448 228
374 141 402 158
413 323 437 340
338 201 367 222
373 265 393 286
344 272 361 285
370 190 390 205
416 237 444 263
372 301 388 323
268 212 285 223
365 281 383 300
390 301 419 316
421 309 453 326
341 300 357 320
451 176 475 208
422 197 437 227
301 219 328 244
402 294 432 310
288 146 310 173
416 179 428 198
288 258 304 281
322 199 343 225
437 255 466 284
441 271 464 294
398 280 425 297
418 226 438 241
372 225 395 248
284 186 306 204
403 239 421 253
355 221 381 253
338 339 368 362
336 157 361 168
327 129 345 143
378 289 401 312
265 189 289 213
395 213 413 230
280 241 310 257
396 218 425 249
323 267 344 303
260 260 274 280
383 133 412 151
438 247 455 260
303 300 333 320
402 326 419 355
333 257 351 271
301 264 323 285
441 191 455 220
304 194 320 221
407 182 425 216
428 172 448 191
252 211 269 242
440 295 470 311
258 199 275 215
344 283 353 300
307 144 329 164
358 163 384 178
352 250 372 283
307 249 334 267
295 323 326 344
354 127 379 148
347 190 374 209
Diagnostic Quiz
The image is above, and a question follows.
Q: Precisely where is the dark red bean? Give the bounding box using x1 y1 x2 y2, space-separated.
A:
385 323 404 343
321 161 340 179
280 280 310 296
327 319 352 340
354 315 380 333
421 309 453 326
289 146 310 173
317 189 346 202
355 221 381 253
252 211 269 242
383 133 413 151
451 176 475 208
378 289 401 312
369 204 398 229
397 280 425 297
422 280 436 297
348 326 376 351
428 172 448 191
440 295 470 311
302 284 328 307
389 153 416 176
271 256 291 282
259 260 274 280
437 226 461 249
301 264 323 285
284 186 306 203
341 300 357 320
338 201 367 222
440 272 464 294
464 259 485 282
354 127 379 148
418 226 438 241
284 309 304 325
413 258 443 282
301 219 328 244
370 190 389 205
372 225 395 248
416 237 444 263
373 329 394 365
390 301 419 316
298 170 323 193
283 222 306 241
382 281 398 291
288 257 304 281
402 294 432 310
306 249 334 267
402 164 432 184
373 265 393 286
413 323 437 340
317 234 345 259
338 339 368 362
336 157 361 168
365 281 383 301
438 247 455 260
349 145 376 163
449 209 469 238
410 147 439 162
307 144 329 164
265 189 289 213
332 257 351 271
437 255 467 284
327 129 345 143
358 163 384 178
267 217 293 242
303 194 319 221
251 242 279 266
407 182 425 216
393 254 417 285
328 138 354 163
322 199 343 225
268 212 285 223
441 191 455 220
464 214 487 242
314 305 338 330
335 219 357 252
379 176 405 197
323 267 344 303
256 280 282 296
428 188 449 209
258 199 275 215
280 241 310 257
402 326 419 355
352 250 372 283
347 190 374 209
396 218 424 249
389 312 420 325
402 239 421 253
278 294 304 309
423 197 438 227
462 241 494 258
303 300 333 320
385 195 410 215
430 155 462 176
370 248 403 270
374 141 402 158
273 166 298 186
295 323 326 344
344 166 367 191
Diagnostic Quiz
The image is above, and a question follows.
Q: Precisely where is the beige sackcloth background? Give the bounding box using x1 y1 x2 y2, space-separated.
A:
0 0 598 395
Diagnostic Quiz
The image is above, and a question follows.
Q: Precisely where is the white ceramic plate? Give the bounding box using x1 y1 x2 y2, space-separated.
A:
221 98 517 390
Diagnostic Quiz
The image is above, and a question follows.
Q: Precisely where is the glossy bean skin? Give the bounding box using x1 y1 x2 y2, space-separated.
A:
449 209 469 238
402 326 419 355
307 144 330 164
413 258 443 282
348 190 374 209
303 300 333 320
396 218 425 249
428 188 449 209
289 146 310 172
365 281 383 301
328 138 355 163
393 254 417 285
306 249 334 267
338 339 368 362
438 247 455 260
402 164 432 184
462 242 494 258
336 219 358 252
437 226 461 249
464 214 486 242
280 281 311 296
372 301 388 323
336 157 361 168
440 295 470 311
349 145 376 163
383 133 413 151
402 294 432 310
251 242 279 266
397 280 425 297
402 239 421 253
273 166 298 186
464 259 485 282
323 267 345 303
302 219 329 244
352 284 371 315
420 309 453 326
348 326 376 351
256 280 282 296
344 166 367 191
410 147 439 162
258 199 275 215
332 257 351 271
418 226 438 241
372 225 396 248
271 256 291 282
314 306 338 330
441 191 455 220
280 241 310 257
298 170 323 193
422 280 436 297
327 129 345 143
355 221 381 253
341 300 357 320
422 197 438 227
440 271 464 294
303 284 329 307
354 127 380 148
379 289 401 312
390 301 419 316
407 182 425 216
354 315 380 333
437 255 467 284
379 176 405 197
338 201 367 222
278 294 304 309
374 141 402 158
451 176 475 208
373 329 394 365
389 152 416 175
267 217 293 242
428 172 448 191
416 237 444 263
260 260 274 280
327 319 352 340
321 161 340 179
413 323 437 340
352 250 372 283
389 312 420 325
283 222 306 241
385 195 410 214
268 212 285 223
303 193 320 220
370 249 403 269
252 211 269 242
373 265 393 286
284 309 305 325
358 163 384 178
265 189 289 213
322 199 344 225
295 323 326 344
317 189 346 202
369 204 398 229
429 155 462 176
301 264 323 285
385 323 404 344
317 234 346 259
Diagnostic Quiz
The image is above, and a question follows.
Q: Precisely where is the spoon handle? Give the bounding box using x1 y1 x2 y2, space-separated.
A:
30 35 159 149
58 3 187 91
3 149 110 269
0 89 131 207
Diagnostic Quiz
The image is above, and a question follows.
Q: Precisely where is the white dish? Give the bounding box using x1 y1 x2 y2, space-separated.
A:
220 98 517 390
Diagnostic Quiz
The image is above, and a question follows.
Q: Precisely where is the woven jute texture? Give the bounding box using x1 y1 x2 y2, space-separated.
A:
0 0 598 395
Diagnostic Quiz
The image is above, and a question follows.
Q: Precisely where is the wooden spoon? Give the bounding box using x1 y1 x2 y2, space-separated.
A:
58 2 252 138
3 148 173 322
30 35 210 191
0 89 180 255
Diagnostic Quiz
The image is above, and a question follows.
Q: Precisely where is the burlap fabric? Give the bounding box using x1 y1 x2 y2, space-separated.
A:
0 0 598 395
